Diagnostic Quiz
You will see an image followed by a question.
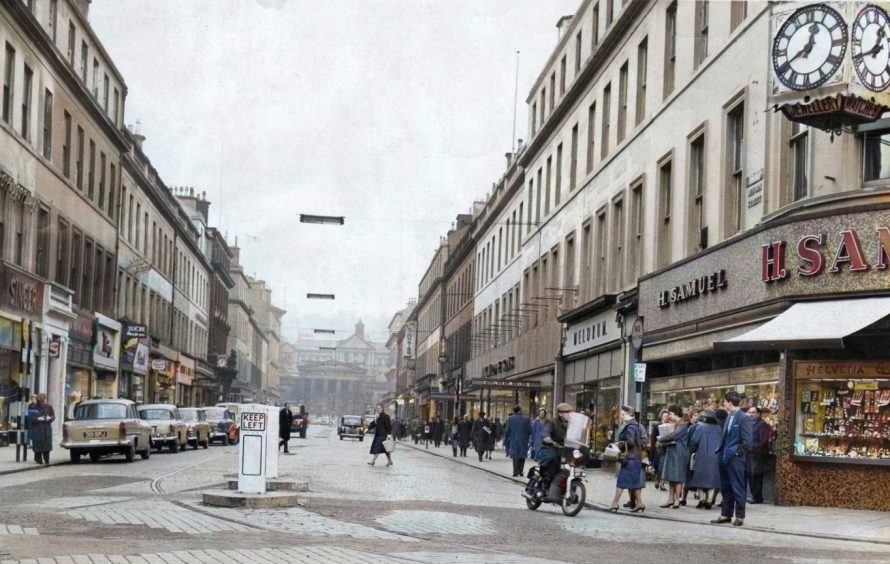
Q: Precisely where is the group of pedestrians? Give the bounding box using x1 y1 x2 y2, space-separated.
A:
615 391 772 526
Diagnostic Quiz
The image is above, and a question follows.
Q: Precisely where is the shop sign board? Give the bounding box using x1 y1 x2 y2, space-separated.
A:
639 209 890 334
482 356 515 378
48 335 61 358
93 326 120 370
151 359 168 372
123 324 147 338
0 263 44 318
633 363 647 383
466 379 541 390
563 309 620 356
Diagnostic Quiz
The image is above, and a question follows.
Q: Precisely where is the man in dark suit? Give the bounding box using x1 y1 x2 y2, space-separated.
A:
712 391 753 526
504 405 533 477
747 406 772 504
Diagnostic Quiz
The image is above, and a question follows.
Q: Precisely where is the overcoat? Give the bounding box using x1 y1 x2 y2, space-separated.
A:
504 413 532 459
658 421 690 483
687 421 722 490
27 402 55 454
457 419 472 449
472 417 492 453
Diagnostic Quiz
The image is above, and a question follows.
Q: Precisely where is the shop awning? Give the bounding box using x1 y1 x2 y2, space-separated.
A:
715 297 890 350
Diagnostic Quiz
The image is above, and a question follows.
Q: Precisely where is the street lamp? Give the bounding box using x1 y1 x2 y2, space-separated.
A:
299 214 345 225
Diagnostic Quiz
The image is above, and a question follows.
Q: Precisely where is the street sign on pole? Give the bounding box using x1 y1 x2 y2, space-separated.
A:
633 363 647 383
238 404 268 494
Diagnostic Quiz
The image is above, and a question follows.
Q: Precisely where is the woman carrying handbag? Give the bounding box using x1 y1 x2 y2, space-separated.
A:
367 405 394 467
609 405 647 512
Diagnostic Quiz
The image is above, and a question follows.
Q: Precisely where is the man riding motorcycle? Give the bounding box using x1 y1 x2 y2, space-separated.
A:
537 402 574 502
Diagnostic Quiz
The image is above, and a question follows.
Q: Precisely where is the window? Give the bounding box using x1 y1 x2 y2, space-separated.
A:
570 124 579 190
80 40 88 83
56 218 69 286
103 73 109 111
49 0 58 41
87 139 95 200
135 202 141 250
555 145 563 206
75 126 84 189
791 122 809 200
82 238 93 311
531 102 537 136
549 73 555 110
545 157 552 215
636 38 647 126
0 189 5 260
730 0 747 31
92 58 99 97
695 1 709 69
67 22 75 65
42 89 52 159
519 202 525 242
109 163 116 218
539 89 545 124
94 244 104 313
592 3 600 47
20 65 33 142
62 111 71 177
70 229 82 303
629 181 644 280
112 88 119 125
575 31 582 73
726 102 745 235
657 157 673 268
586 102 596 173
688 133 706 254
613 196 625 289
3 44 15 124
98 152 106 208
601 83 611 160
581 221 592 300
664 2 677 99
606 0 614 26
595 209 607 296
497 227 503 270
536 168 542 222
618 62 628 143
560 56 567 96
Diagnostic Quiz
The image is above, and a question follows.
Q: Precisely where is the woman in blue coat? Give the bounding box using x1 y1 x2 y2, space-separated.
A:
687 409 723 508
657 404 690 509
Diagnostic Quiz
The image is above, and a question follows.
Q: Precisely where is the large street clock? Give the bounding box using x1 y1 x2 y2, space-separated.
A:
772 4 848 91
851 5 890 91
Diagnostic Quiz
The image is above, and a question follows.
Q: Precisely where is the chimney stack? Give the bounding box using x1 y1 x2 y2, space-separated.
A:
556 15 574 41
73 0 92 19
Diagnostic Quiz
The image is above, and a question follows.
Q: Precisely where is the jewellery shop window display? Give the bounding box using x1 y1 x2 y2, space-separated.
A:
793 362 890 464
648 382 780 431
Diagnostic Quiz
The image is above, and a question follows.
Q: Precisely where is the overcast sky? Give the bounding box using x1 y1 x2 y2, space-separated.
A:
89 0 578 342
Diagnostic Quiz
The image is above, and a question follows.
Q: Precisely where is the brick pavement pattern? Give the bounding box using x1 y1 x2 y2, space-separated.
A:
62 501 251 534
376 510 495 535
0 525 38 535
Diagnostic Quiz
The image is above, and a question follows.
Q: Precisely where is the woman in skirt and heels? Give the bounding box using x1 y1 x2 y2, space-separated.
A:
367 405 393 467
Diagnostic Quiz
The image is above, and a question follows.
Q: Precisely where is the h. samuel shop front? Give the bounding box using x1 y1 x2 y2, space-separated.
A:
638 205 890 511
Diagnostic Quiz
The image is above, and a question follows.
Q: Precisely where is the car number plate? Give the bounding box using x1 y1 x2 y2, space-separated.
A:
83 430 107 439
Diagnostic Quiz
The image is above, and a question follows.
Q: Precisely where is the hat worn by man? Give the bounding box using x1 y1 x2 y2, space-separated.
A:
556 403 573 413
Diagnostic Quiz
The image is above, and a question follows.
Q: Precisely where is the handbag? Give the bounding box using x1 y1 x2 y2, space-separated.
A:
383 437 395 453
602 442 627 463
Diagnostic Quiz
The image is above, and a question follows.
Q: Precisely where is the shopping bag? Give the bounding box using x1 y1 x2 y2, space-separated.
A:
383 437 395 453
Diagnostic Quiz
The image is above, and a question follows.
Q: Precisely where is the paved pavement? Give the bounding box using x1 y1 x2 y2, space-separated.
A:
0 439 64 474
1 425 889 564
399 439 890 545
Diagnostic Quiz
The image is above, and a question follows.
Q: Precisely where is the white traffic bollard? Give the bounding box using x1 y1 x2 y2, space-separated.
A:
237 404 268 494
265 405 280 480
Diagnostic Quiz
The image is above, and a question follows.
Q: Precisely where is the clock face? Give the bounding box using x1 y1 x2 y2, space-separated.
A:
772 4 848 91
851 5 890 91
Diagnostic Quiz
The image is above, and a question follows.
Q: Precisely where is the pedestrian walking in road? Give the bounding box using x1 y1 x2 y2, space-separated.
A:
529 408 547 462
712 391 752 526
609 405 647 513
432 415 444 448
450 417 460 457
27 393 55 465
472 411 492 462
392 418 403 442
458 414 472 457
367 404 394 467
504 405 532 477
278 404 294 453
686 408 722 509
657 404 689 509
747 406 772 504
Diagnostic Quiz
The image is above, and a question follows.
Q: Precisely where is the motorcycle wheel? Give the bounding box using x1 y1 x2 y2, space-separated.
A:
525 496 542 510
561 480 586 517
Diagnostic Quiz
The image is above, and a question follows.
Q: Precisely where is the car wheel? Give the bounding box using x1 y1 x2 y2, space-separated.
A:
140 447 150 460
300 430 306 439
201 440 209 449
360 437 364 442
70 451 81 464
125 445 135 463
191 439 198 450
339 435 343 440
89 452 101 462
169 441 179 453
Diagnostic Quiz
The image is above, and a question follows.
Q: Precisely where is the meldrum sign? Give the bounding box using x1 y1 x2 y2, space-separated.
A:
761 228 890 282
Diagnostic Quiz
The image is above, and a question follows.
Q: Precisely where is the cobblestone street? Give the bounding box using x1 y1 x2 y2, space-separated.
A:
1 426 888 563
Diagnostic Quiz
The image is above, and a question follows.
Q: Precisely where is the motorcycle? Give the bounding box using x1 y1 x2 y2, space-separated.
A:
522 446 588 516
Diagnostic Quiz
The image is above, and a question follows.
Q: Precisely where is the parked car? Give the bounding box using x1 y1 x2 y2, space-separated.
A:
338 415 364 441
178 407 211 449
61 399 152 463
137 404 188 452
202 406 239 445
287 403 308 438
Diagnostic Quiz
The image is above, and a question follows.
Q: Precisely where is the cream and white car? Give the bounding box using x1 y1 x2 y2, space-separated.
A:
137 404 188 453
61 399 153 463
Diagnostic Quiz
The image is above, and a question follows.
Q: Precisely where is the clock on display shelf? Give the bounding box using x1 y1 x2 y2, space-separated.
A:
851 4 890 92
772 3 848 91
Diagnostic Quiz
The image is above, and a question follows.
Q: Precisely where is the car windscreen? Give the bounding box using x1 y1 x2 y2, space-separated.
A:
203 408 226 419
342 416 361 425
74 403 129 420
179 410 197 421
139 409 174 420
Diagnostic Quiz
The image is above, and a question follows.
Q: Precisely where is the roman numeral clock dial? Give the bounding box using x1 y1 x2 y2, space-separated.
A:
852 5 890 91
772 4 848 91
